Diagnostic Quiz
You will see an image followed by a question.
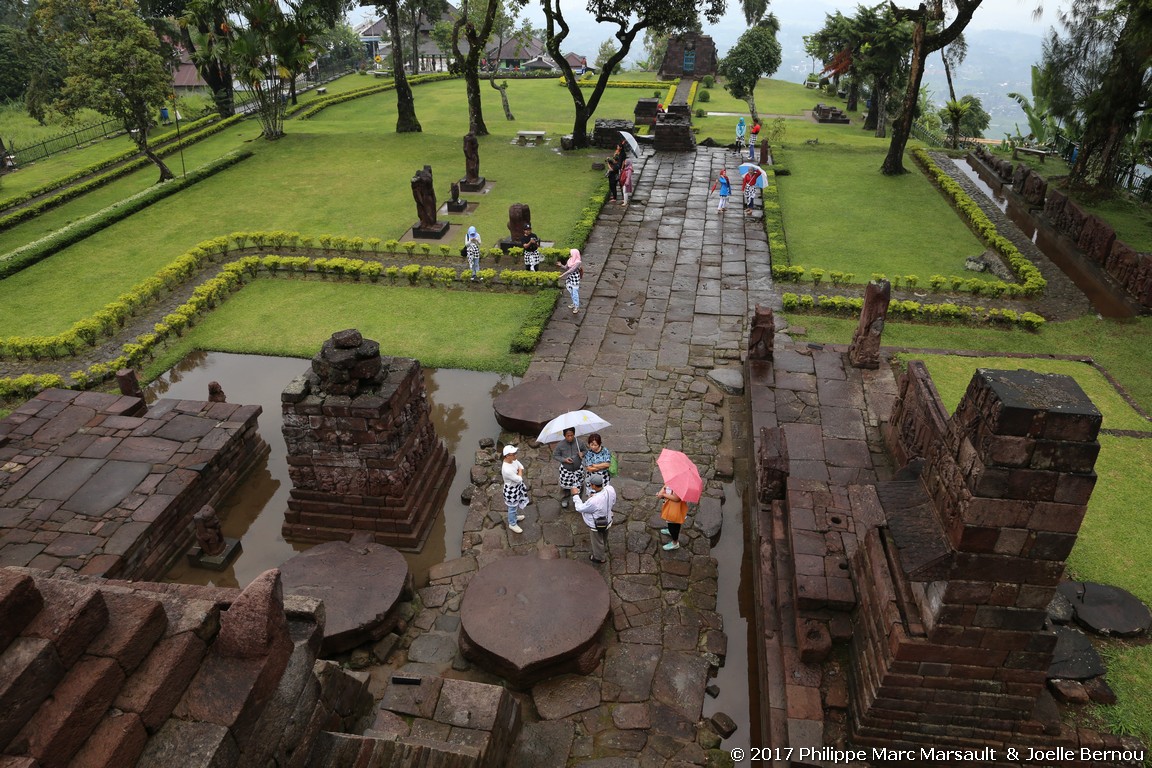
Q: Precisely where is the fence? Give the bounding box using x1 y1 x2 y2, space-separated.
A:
7 118 125 165
1053 135 1152 200
911 119 977 151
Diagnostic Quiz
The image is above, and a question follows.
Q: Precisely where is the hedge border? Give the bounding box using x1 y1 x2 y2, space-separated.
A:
780 290 1045 331
0 149 254 280
296 72 456 120
0 113 246 232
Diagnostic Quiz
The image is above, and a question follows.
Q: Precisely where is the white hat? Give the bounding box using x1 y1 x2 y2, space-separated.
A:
502 444 518 456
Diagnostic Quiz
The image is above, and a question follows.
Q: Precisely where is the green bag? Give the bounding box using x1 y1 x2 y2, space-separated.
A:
608 452 619 477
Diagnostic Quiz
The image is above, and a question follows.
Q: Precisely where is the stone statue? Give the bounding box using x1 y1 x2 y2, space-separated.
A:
450 182 461 204
194 504 226 556
411 165 437 230
208 381 227 403
463 133 480 182
507 203 532 243
748 305 775 361
848 279 891 369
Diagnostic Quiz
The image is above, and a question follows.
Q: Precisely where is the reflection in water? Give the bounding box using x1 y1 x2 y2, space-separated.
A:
150 352 516 589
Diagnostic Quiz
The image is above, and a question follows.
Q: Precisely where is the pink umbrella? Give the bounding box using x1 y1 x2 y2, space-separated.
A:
656 448 703 503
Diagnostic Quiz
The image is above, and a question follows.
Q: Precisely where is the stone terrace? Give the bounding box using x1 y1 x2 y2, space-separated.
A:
0 389 266 580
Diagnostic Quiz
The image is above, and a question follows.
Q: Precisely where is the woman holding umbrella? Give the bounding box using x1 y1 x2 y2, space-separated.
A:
742 166 763 216
552 427 585 508
658 486 688 551
620 159 634 207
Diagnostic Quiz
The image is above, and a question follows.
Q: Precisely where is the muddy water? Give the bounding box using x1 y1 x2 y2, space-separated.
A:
153 352 515 589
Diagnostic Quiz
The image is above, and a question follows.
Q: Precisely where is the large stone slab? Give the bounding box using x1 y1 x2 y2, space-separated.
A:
532 675 601 720
280 538 409 655
1058 581 1152 637
459 554 609 687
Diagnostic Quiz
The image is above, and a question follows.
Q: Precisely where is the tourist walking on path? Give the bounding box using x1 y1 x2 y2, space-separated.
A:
742 167 762 216
748 121 760 160
465 225 482 281
658 485 688 550
581 433 612 488
522 224 542 271
501 445 528 533
557 249 583 314
709 169 731 216
620 159 634 207
553 428 584 508
572 472 616 563
605 154 620 203
735 117 747 154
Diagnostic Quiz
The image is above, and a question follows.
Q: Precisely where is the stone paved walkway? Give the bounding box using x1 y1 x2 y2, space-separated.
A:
390 147 780 766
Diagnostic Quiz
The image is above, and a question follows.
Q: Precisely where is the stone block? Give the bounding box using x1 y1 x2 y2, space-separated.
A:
16 655 125 767
0 637 66 748
69 710 148 768
379 675 443 719
0 571 43 651
134 719 239 768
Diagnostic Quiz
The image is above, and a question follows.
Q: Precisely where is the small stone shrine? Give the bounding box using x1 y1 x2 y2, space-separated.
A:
459 132 485 191
281 329 454 551
658 32 718 79
847 278 890 369
499 203 532 251
446 181 467 213
654 113 696 152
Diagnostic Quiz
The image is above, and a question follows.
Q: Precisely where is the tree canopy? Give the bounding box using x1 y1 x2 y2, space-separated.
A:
718 19 782 122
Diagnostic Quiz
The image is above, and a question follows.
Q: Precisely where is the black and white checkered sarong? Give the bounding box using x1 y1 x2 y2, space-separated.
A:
524 249 542 268
503 482 528 508
558 465 583 489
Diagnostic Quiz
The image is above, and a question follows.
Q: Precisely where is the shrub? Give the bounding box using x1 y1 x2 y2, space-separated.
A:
695 108 706 118
702 75 715 88
510 289 560 352
697 90 710 103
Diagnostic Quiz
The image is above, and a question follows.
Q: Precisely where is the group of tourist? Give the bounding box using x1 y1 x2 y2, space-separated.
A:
463 224 584 315
735 116 761 161
499 429 688 562
708 166 762 217
606 140 635 207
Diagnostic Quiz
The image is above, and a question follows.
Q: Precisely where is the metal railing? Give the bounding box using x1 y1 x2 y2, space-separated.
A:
911 119 977 150
7 117 126 165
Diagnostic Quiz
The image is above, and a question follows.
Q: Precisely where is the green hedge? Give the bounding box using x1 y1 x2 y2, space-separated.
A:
0 113 242 230
0 150 254 280
913 148 1046 296
762 170 788 266
780 291 1045 331
297 72 456 120
511 288 561 352
771 263 1031 299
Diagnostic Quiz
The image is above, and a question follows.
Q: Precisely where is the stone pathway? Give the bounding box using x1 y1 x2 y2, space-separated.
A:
385 147 780 766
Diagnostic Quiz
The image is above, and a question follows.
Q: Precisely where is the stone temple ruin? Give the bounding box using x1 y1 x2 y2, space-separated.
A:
281 329 454 551
749 289 1144 762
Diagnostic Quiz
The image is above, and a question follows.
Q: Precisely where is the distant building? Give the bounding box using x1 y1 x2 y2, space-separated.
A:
658 32 718 80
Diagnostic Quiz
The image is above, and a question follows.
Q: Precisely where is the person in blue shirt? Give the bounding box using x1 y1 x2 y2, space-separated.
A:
709 169 732 216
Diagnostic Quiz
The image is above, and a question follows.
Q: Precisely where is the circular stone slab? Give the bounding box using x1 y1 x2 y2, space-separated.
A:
459 555 610 687
281 538 410 655
1058 581 1152 637
493 376 586 436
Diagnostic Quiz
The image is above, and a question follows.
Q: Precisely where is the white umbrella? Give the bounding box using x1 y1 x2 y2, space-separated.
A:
739 162 768 189
618 131 641 157
537 410 612 443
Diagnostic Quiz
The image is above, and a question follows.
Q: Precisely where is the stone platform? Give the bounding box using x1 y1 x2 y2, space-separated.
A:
459 553 610 688
0 389 266 580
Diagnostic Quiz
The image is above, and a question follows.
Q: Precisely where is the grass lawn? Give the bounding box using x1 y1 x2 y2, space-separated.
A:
141 279 538 377
774 141 993 283
0 76 620 337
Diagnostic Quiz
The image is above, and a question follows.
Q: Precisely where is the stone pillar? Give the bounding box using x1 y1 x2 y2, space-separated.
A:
748 304 775 361
281 330 455 551
851 369 1103 748
847 279 890 369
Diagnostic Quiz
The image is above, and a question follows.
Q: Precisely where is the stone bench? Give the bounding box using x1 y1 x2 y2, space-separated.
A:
1013 145 1052 163
516 130 546 145
315 87 327 95
371 70 390 78
804 80 819 89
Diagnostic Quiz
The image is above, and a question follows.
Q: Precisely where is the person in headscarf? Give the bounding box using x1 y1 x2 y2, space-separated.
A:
735 116 747 152
556 248 583 315
709 168 731 216
742 166 762 216
620 159 634 207
465 225 482 281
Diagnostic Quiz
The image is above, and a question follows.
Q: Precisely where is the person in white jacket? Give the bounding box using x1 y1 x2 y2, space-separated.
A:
571 472 617 564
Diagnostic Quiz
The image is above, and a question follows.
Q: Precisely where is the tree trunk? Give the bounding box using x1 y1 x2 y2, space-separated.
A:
880 22 925 174
863 79 879 131
847 78 859 112
186 24 233 117
489 76 514 120
139 140 174 182
746 97 759 125
540 0 588 147
464 52 488 135
388 1 422 133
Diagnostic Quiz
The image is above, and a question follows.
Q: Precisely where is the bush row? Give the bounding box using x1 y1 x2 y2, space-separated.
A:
0 113 242 231
780 291 1045 331
512 288 562 353
771 263 1034 299
0 150 253 280
0 373 67 401
297 72 456 120
761 170 789 265
913 148 1046 296
0 254 564 367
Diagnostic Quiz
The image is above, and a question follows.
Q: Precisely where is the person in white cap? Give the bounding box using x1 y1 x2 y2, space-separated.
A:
571 472 616 564
501 444 528 533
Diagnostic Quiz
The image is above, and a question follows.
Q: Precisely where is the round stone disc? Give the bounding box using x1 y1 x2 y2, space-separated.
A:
1058 581 1152 637
493 376 586 436
460 555 610 686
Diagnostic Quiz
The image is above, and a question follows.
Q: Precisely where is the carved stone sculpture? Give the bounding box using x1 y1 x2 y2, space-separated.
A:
464 133 480 181
748 304 775 361
848 279 891 369
411 165 437 230
193 504 226 556
507 204 532 243
208 381 227 403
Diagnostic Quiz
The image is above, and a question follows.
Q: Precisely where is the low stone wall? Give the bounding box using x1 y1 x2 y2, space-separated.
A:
972 145 1152 309
654 114 696 152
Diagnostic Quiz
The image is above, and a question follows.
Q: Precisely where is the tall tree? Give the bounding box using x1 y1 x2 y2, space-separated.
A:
1039 0 1152 191
880 0 983 175
538 0 725 148
371 0 423 131
450 0 501 135
852 3 912 137
718 16 782 123
804 10 861 110
32 0 175 180
595 38 623 74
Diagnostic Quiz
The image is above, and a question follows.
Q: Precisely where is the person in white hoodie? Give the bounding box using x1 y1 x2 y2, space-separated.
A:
571 472 617 564
501 444 528 533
